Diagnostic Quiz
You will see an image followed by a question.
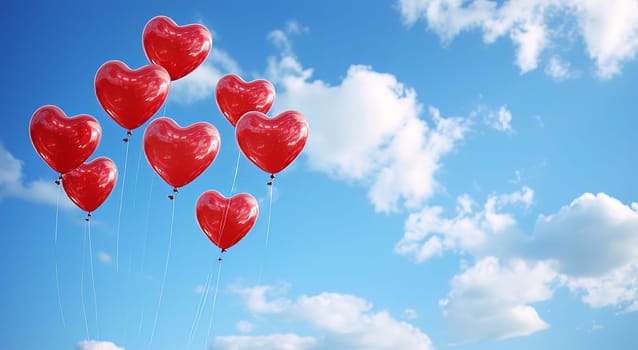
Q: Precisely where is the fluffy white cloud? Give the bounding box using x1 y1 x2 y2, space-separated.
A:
412 191 638 341
526 193 638 278
524 193 638 312
395 186 533 262
267 32 469 212
440 257 556 341
169 49 241 104
215 334 318 350
397 0 638 78
0 144 73 209
571 0 638 77
227 285 433 350
76 340 124 350
566 262 638 310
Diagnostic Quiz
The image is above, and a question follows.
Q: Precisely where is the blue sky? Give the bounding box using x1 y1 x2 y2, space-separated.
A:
2 0 638 349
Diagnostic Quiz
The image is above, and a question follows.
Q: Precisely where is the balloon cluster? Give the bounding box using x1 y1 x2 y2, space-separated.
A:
29 16 309 252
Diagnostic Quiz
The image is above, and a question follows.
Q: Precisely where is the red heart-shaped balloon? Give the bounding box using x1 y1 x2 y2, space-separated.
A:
215 74 275 126
61 157 118 213
236 111 309 175
196 191 259 251
29 105 102 174
143 117 220 189
143 16 212 81
95 60 171 131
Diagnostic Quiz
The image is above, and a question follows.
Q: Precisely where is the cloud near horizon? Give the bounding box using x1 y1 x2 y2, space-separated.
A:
214 284 433 350
76 340 124 350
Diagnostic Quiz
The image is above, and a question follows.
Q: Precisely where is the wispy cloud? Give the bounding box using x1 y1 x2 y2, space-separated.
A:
97 251 112 264
545 56 580 81
0 143 73 209
236 320 255 332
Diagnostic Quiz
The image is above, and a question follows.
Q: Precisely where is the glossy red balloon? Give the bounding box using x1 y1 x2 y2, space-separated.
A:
29 105 101 174
144 117 220 189
236 111 309 174
143 16 212 81
95 60 171 131
196 191 258 251
61 157 118 213
215 74 275 126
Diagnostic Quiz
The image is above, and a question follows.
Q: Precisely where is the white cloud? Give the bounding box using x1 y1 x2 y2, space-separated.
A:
522 193 638 312
76 340 124 350
395 186 533 262
169 49 241 104
194 284 205 294
525 193 638 278
236 320 256 332
440 256 556 342
97 251 112 264
396 0 638 78
483 105 513 132
545 56 579 80
228 285 434 350
510 20 548 72
571 0 638 77
0 144 73 209
215 334 318 350
267 32 470 212
403 308 419 320
409 190 638 341
566 263 638 310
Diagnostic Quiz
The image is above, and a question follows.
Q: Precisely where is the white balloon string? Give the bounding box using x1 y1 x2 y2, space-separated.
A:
204 259 223 350
265 183 274 251
230 150 241 196
115 138 130 272
187 264 215 347
148 192 177 349
132 138 145 210
137 175 155 337
188 150 239 348
87 215 100 340
80 222 90 340
258 182 274 285
54 181 66 327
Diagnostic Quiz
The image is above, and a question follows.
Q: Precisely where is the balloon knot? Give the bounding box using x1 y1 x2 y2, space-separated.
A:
267 173 275 186
127 130 133 136
85 212 92 222
173 187 179 193
221 249 227 253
